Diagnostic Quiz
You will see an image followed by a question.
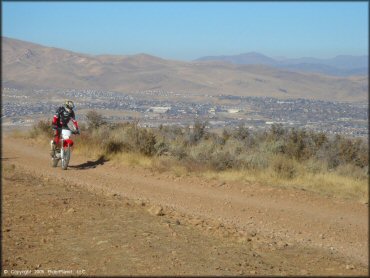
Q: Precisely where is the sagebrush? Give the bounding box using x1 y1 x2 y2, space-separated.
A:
30 113 368 182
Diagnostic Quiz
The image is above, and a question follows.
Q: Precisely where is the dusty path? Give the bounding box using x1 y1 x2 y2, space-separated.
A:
2 135 368 274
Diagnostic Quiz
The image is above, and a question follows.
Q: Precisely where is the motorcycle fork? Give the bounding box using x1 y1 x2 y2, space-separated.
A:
61 139 64 159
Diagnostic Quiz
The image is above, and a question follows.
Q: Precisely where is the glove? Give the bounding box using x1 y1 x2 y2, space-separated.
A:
75 129 80 135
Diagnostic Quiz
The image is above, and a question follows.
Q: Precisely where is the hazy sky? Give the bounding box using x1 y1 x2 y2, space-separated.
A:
2 1 368 60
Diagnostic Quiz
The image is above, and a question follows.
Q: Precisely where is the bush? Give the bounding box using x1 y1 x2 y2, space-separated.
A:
105 139 124 154
189 140 215 163
91 125 112 146
353 139 369 168
86 110 107 130
305 159 327 174
232 124 250 141
272 157 297 179
154 140 170 156
136 128 157 156
186 120 207 145
58 118 368 178
29 120 53 138
268 123 286 141
320 135 368 170
222 128 231 142
258 140 285 155
209 150 234 171
158 125 183 141
102 123 157 156
222 138 245 156
169 140 188 160
335 163 368 180
238 152 269 170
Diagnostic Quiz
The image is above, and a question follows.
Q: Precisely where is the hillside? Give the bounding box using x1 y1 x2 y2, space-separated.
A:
2 37 368 102
196 52 368 77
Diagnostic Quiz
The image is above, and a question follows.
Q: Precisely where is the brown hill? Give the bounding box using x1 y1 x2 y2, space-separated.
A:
2 37 368 101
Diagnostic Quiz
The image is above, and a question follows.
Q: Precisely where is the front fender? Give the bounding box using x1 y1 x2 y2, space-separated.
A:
63 138 74 148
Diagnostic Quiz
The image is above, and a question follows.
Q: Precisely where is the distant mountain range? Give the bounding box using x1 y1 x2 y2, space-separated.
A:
195 52 368 77
2 37 368 102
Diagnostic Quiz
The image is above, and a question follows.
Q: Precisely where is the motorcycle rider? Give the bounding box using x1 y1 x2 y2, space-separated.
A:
50 100 80 157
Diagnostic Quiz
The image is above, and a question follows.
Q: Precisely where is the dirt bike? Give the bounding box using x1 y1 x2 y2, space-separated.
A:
51 128 79 170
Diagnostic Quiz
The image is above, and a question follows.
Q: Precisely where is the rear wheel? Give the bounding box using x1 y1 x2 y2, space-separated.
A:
61 146 71 170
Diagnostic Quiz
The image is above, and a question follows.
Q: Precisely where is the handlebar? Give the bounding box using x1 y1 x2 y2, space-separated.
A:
53 126 80 135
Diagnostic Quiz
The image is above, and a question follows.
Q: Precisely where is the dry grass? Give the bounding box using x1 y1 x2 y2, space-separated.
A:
200 165 368 202
108 152 153 168
151 156 189 177
9 129 28 139
73 141 102 160
294 172 367 201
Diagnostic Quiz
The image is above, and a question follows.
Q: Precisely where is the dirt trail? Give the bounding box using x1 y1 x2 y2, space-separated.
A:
2 135 369 275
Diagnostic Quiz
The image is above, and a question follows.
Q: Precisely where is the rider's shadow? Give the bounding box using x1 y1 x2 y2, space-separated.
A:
70 155 108 170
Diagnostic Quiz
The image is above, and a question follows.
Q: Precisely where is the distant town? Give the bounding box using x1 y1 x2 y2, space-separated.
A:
2 87 368 138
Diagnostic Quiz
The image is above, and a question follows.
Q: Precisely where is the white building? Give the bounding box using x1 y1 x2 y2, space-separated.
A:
147 107 171 114
227 109 240 114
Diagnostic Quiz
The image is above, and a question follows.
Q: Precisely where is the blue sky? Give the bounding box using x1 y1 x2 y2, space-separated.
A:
2 1 368 60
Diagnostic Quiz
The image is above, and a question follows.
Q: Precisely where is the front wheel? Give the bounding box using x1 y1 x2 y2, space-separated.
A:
61 146 71 170
51 157 59 167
